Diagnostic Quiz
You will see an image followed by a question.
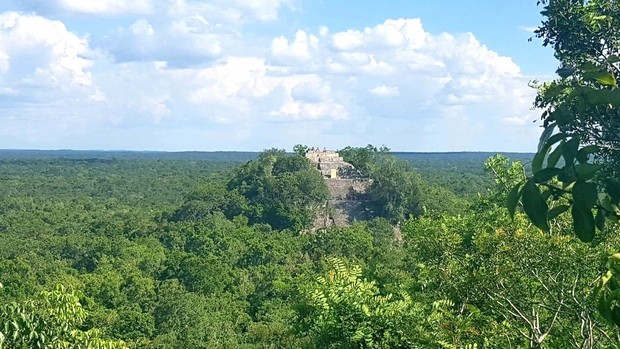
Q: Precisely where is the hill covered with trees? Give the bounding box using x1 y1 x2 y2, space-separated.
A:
0 144 618 348
2 0 620 347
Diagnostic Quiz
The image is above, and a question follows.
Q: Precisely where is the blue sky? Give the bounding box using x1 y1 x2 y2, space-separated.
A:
0 0 558 151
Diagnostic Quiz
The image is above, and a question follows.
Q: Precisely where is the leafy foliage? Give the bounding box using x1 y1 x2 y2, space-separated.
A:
296 257 425 349
505 1 620 248
340 145 468 222
500 2 620 327
227 149 330 230
0 285 126 349
0 147 618 347
515 0 620 236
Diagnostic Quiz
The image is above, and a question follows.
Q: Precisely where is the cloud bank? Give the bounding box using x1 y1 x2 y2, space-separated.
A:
0 2 540 151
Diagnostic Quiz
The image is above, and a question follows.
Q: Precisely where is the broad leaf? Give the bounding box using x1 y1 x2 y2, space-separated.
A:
537 124 556 152
558 169 577 184
556 67 575 78
532 147 550 174
583 71 617 86
543 84 567 99
575 163 602 180
548 204 570 220
562 137 580 166
605 179 620 204
551 106 576 126
534 168 562 183
533 133 568 173
608 55 620 63
576 145 599 164
547 141 564 168
521 180 549 232
584 88 620 106
506 183 522 219
572 180 598 210
595 208 606 231
545 132 569 148
572 205 595 242
598 284 615 323
580 62 602 72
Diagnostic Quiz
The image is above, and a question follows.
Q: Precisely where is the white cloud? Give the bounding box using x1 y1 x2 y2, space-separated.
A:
94 0 296 66
331 18 427 51
232 0 291 21
331 30 364 51
0 12 95 94
57 0 153 15
370 85 399 97
11 0 293 69
106 16 224 65
130 19 154 36
271 30 319 65
14 0 292 19
186 56 346 121
17 0 293 23
0 9 541 151
162 0 292 24
13 0 154 15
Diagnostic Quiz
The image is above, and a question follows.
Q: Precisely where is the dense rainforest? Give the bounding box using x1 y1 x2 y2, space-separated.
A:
0 147 618 348
2 0 620 348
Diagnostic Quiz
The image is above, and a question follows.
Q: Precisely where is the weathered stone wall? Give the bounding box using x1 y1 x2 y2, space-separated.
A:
306 150 343 163
317 162 349 177
309 149 372 230
325 178 371 199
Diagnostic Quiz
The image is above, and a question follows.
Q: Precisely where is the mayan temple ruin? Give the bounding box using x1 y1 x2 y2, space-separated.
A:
305 148 372 228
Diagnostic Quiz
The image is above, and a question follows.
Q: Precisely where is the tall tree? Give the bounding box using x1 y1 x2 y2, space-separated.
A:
535 0 620 172
228 149 329 230
295 257 426 348
509 0 620 240
0 285 127 348
508 0 620 327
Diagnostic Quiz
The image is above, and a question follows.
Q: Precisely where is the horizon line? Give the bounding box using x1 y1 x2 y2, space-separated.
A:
0 148 535 154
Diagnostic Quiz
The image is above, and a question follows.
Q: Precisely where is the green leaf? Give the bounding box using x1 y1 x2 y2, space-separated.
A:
548 205 570 220
576 145 599 164
556 67 575 78
521 180 549 232
595 208 606 231
598 287 615 323
605 179 620 204
579 62 601 72
543 84 567 99
551 106 576 126
547 141 564 168
584 88 620 106
506 183 522 219
534 133 569 173
598 280 615 322
608 55 620 64
537 124 556 152
572 205 595 242
558 169 577 184
562 137 580 166
575 163 602 180
534 168 562 183
532 147 550 174
545 132 569 148
583 71 617 86
572 181 598 211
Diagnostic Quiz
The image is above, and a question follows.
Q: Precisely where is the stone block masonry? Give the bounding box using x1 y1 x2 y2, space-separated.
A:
307 148 372 229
